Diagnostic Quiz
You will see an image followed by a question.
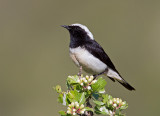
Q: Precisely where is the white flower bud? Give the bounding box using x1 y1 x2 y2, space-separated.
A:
117 100 120 104
73 108 76 112
87 86 91 90
72 112 76 115
88 78 92 83
80 109 85 114
119 99 122 104
82 77 86 81
80 82 83 86
109 110 112 114
77 79 80 83
67 107 71 110
71 102 74 107
80 104 84 109
67 110 71 114
76 104 79 109
113 103 117 107
86 75 89 80
109 100 113 105
68 104 71 108
113 98 117 102
91 80 97 84
122 102 126 105
84 79 87 83
90 76 94 80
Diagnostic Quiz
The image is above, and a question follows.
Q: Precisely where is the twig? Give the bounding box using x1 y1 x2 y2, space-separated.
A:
81 96 93 116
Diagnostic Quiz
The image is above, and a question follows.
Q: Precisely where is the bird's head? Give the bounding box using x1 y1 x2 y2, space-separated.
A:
61 23 94 40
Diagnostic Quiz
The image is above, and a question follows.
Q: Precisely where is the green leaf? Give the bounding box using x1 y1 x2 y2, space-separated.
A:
91 77 107 92
59 110 66 116
92 93 99 100
67 75 79 85
94 106 109 115
84 107 94 112
102 94 108 104
93 100 104 106
79 92 85 105
120 105 128 110
67 90 85 103
99 106 109 115
58 94 63 103
98 88 105 93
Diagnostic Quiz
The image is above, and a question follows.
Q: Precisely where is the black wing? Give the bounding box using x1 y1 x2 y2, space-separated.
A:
84 40 119 73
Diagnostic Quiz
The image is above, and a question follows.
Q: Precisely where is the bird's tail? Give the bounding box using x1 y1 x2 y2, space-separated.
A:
106 68 135 91
116 79 135 91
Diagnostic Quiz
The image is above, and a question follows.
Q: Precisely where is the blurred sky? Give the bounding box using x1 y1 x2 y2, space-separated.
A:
0 0 160 116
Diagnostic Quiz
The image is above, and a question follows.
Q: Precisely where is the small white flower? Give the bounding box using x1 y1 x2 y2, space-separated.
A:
68 75 71 78
87 86 91 90
67 107 71 110
113 103 117 107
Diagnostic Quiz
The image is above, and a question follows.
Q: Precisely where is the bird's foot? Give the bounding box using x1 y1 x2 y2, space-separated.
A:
93 71 106 80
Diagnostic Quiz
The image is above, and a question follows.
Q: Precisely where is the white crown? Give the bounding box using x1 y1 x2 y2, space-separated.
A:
71 23 94 40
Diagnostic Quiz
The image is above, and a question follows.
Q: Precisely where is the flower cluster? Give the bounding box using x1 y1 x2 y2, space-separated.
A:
109 98 127 109
77 75 97 90
67 102 85 115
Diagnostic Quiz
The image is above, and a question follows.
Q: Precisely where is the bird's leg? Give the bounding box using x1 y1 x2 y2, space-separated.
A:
78 66 82 77
93 71 106 79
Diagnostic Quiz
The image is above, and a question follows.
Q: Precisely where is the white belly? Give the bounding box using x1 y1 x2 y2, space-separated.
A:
69 47 107 74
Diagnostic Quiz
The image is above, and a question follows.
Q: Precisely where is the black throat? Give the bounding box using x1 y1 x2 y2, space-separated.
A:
69 31 92 48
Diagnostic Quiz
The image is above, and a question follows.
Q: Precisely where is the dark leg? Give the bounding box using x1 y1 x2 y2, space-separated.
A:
78 66 82 77
93 71 106 79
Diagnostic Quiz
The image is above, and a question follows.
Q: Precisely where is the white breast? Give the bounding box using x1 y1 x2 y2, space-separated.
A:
69 47 107 74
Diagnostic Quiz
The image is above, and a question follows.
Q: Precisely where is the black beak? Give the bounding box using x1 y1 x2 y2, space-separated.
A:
61 25 70 29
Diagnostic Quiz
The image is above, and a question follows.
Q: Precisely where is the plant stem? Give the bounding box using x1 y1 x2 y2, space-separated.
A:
81 96 93 116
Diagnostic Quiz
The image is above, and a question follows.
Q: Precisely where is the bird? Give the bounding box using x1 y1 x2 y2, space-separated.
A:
61 23 135 91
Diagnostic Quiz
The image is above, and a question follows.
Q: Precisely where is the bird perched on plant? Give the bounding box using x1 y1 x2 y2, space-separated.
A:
61 23 135 91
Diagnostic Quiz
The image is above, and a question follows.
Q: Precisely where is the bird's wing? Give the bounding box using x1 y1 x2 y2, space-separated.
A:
84 40 118 73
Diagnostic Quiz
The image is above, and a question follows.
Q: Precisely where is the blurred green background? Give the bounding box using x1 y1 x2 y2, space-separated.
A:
1 0 160 116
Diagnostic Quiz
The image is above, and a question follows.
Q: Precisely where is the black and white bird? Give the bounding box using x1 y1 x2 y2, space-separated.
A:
61 23 135 91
